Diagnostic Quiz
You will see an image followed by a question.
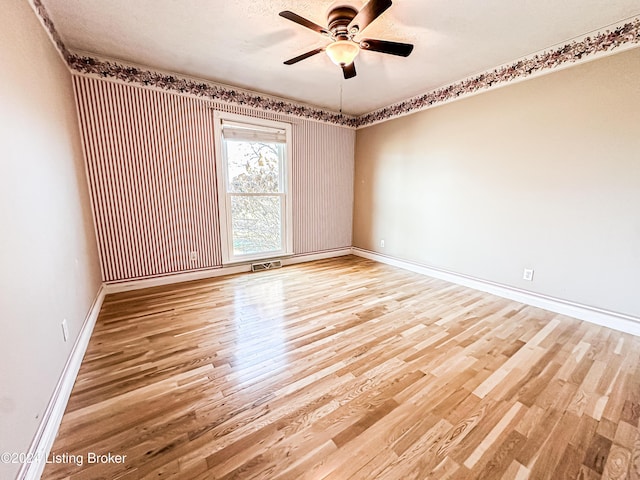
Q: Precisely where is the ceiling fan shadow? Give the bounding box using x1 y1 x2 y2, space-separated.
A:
254 29 297 48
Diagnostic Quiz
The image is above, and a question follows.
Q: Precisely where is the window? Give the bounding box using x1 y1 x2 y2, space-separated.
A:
214 112 293 264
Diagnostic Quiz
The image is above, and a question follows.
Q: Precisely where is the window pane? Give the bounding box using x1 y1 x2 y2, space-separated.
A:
231 195 282 255
226 141 280 193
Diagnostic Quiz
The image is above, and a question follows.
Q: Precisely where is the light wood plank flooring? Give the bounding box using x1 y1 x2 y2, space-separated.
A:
43 256 640 479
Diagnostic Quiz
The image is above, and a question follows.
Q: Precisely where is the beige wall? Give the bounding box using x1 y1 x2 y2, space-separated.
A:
0 1 102 478
354 47 640 318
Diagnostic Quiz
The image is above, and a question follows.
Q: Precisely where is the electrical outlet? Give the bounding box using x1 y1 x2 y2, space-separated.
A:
523 268 534 281
61 319 69 342
189 251 198 262
380 239 385 248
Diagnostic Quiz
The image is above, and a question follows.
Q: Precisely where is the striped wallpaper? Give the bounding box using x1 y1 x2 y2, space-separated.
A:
73 75 354 282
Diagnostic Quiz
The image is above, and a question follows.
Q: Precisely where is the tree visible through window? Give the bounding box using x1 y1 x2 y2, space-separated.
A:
226 141 282 256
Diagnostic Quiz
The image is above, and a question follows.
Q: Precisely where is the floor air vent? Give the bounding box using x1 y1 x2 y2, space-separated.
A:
251 260 282 272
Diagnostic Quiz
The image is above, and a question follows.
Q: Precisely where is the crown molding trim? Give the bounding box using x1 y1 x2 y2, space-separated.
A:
28 1 640 128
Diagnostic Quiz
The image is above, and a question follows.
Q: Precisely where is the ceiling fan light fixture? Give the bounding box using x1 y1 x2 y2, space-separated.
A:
326 40 360 66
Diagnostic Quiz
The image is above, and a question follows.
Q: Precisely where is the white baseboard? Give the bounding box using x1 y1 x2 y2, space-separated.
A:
352 248 640 337
104 265 249 294
18 286 106 480
105 248 353 294
282 248 352 265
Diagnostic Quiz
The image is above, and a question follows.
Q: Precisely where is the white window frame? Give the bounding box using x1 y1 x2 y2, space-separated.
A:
213 111 293 265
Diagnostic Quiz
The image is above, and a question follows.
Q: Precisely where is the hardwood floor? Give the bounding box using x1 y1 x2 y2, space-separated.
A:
43 256 640 480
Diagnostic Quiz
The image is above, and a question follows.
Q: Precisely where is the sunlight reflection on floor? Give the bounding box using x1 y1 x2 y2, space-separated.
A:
231 277 289 384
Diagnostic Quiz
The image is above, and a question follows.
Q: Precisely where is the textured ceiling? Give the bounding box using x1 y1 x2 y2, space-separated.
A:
42 0 640 115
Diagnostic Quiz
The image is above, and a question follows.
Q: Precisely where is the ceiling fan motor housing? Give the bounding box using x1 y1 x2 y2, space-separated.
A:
327 6 358 37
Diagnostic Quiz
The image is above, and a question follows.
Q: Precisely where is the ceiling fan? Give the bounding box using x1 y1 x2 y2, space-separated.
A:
279 0 414 79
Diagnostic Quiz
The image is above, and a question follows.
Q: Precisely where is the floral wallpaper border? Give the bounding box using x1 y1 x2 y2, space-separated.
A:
358 18 640 127
32 0 71 61
30 0 358 127
31 0 640 128
66 55 359 127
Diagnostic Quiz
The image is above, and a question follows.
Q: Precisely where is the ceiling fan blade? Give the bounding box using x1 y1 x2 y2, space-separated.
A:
348 0 393 33
342 62 357 79
279 11 329 35
284 48 325 65
360 38 414 57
